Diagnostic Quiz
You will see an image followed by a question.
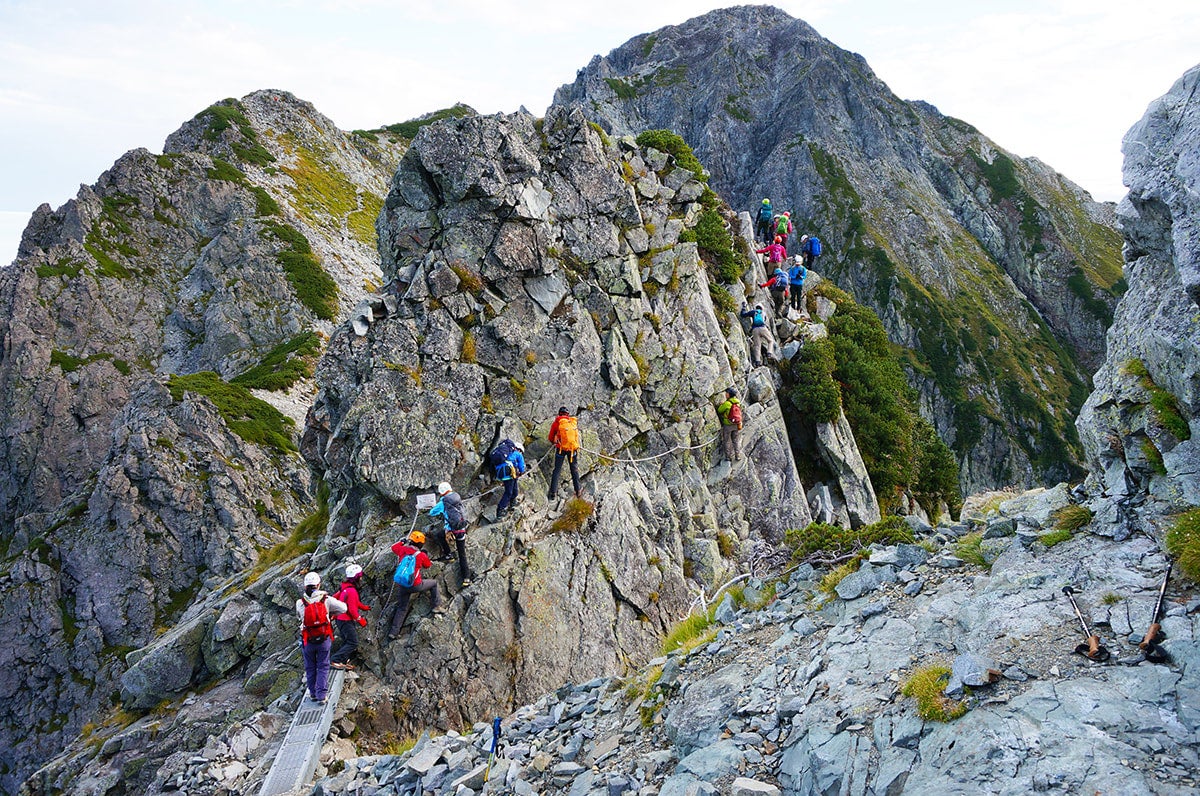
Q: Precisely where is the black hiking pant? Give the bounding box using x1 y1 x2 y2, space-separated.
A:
755 218 772 242
549 450 581 499
331 618 359 663
387 580 439 639
790 284 805 310
449 529 471 583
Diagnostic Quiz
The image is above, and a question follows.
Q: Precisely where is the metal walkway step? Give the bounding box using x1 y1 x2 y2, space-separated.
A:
258 670 345 796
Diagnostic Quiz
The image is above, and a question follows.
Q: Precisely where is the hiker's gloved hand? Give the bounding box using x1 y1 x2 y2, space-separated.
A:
360 604 371 612
358 617 368 627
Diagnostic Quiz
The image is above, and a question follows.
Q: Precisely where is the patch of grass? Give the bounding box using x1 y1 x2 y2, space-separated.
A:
1038 528 1073 547
196 100 276 166
550 497 594 534
449 263 484 293
231 331 322 391
954 531 989 569
785 516 914 563
716 531 738 558
461 330 477 363
635 130 706 181
347 192 383 247
207 158 248 184
901 664 968 721
378 104 474 139
35 258 83 279
1051 505 1092 532
381 734 418 756
1165 508 1200 583
679 208 747 283
167 372 296 453
1125 359 1191 440
246 482 328 585
260 220 339 320
818 558 862 595
662 612 715 655
1100 592 1124 605
1143 439 1167 475
605 77 642 100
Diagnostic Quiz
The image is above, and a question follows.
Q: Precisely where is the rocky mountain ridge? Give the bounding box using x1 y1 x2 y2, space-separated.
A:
555 5 1125 494
1 13 1194 796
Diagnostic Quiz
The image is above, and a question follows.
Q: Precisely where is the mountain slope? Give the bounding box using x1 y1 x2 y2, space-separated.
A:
555 5 1124 493
0 90 405 792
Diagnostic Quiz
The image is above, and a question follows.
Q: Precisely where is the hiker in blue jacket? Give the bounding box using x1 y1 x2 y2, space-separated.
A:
755 199 774 243
788 255 808 312
800 234 822 269
495 441 526 520
430 482 473 586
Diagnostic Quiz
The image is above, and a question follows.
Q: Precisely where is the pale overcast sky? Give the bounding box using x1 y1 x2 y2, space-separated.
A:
2 0 1198 265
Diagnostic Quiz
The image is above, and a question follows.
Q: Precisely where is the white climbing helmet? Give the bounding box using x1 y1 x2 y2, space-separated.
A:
437 482 453 495
303 571 321 587
345 563 363 579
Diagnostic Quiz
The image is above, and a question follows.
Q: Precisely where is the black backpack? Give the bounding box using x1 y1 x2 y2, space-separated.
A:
488 439 517 473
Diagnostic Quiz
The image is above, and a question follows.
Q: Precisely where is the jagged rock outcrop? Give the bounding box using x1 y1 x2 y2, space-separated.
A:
0 90 405 792
302 106 812 736
555 6 1124 493
1077 63 1200 512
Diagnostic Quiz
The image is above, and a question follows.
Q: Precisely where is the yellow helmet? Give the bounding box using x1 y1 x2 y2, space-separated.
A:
409 530 426 544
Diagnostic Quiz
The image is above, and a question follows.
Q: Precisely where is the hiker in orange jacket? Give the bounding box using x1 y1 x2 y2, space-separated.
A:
547 407 582 500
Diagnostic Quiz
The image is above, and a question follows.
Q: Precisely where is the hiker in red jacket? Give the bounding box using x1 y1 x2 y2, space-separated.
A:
330 562 370 670
386 531 442 640
547 407 582 500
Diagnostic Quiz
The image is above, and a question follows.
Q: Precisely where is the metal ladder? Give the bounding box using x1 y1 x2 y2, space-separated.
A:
257 669 345 796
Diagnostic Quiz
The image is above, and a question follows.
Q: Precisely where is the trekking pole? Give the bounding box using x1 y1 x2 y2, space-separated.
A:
484 715 501 786
1061 586 1110 661
1139 563 1171 663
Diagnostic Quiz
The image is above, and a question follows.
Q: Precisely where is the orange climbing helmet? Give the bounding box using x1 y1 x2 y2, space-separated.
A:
774 236 782 244
410 530 426 545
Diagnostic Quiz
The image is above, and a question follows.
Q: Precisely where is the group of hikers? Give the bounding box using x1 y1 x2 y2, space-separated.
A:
294 205 822 703
294 407 585 703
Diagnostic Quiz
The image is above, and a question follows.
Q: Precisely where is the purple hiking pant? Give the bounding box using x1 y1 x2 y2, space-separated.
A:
303 636 332 701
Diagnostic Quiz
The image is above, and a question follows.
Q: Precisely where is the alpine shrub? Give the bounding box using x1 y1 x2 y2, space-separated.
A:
902 665 968 721
634 130 706 180
1165 508 1200 582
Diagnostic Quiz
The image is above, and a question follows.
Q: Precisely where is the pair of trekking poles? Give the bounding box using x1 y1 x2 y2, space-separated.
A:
1061 563 1171 663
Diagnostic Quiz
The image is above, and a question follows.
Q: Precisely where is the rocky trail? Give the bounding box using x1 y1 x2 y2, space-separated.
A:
307 488 1199 795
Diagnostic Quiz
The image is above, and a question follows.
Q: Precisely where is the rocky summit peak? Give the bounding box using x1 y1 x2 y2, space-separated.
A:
557 6 1125 495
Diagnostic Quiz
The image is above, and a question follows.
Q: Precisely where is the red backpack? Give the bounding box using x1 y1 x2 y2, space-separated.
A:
728 400 743 429
302 597 332 643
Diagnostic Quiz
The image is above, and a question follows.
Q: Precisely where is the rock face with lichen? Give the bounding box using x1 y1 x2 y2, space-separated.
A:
301 104 812 736
0 90 404 793
555 5 1124 494
1077 63 1200 517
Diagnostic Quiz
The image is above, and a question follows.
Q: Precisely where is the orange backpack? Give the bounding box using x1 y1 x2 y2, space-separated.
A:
556 416 580 452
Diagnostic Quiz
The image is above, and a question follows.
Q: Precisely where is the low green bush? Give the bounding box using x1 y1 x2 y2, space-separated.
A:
231 332 322 391
1165 508 1200 582
167 372 296 453
634 130 706 180
901 664 968 721
785 516 914 563
1038 528 1073 547
1126 359 1191 441
954 531 989 569
662 612 714 655
1050 504 1092 532
549 497 594 534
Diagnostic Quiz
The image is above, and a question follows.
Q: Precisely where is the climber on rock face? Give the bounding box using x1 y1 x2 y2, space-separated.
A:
774 211 793 248
386 530 442 640
494 440 526 521
788 255 809 313
330 562 370 671
740 303 774 368
800 233 822 269
717 387 744 462
755 236 787 265
430 482 473 587
755 198 774 243
760 265 789 315
296 571 347 704
547 407 582 501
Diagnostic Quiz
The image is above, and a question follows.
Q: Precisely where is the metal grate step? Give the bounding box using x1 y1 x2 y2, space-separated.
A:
257 669 345 796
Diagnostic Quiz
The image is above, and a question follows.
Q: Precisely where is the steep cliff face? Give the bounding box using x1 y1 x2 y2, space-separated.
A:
1077 64 1200 514
0 90 404 792
302 105 812 731
555 6 1124 493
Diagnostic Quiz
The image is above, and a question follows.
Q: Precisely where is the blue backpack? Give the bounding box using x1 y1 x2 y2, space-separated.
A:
757 205 773 223
750 308 765 327
489 439 517 479
393 553 417 587
806 236 822 257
